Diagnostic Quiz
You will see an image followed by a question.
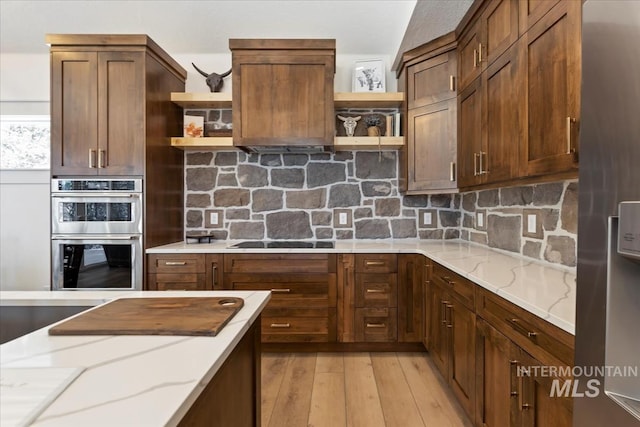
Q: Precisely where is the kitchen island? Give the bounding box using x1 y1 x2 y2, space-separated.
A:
0 290 270 427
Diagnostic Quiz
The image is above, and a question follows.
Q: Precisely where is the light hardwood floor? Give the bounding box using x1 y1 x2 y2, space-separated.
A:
262 352 474 427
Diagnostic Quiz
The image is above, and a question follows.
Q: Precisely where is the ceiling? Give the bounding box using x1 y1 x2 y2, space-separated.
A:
0 0 472 62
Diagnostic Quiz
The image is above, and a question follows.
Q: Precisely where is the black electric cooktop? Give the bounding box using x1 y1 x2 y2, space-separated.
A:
227 241 335 249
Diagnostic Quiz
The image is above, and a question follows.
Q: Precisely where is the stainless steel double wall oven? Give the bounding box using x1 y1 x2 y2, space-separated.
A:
51 178 143 290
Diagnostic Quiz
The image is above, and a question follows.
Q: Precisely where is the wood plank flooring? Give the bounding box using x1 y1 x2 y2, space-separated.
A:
262 352 474 427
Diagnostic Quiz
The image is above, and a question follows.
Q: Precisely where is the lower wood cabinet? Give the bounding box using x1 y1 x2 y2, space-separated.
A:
146 253 222 290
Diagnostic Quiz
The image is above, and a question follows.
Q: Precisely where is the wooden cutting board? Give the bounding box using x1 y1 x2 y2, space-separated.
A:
48 297 244 337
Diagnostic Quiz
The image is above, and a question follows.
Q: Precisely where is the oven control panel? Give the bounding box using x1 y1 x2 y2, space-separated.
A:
618 201 640 261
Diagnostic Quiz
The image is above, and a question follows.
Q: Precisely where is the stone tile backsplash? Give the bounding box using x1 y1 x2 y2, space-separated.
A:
184 151 578 267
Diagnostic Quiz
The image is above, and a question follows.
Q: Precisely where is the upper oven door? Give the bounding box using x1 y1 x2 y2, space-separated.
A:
51 194 142 235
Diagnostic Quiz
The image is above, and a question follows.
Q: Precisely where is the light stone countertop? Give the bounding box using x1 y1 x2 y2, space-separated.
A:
148 239 576 335
0 290 270 427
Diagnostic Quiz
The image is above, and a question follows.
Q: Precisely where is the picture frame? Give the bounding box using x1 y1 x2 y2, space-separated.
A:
352 59 386 93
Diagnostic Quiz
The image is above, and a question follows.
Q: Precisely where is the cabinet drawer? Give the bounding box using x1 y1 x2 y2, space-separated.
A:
148 254 205 274
262 308 331 343
476 287 574 367
431 262 475 309
225 274 334 308
355 254 397 273
355 308 398 342
224 254 335 274
148 273 207 291
355 273 397 307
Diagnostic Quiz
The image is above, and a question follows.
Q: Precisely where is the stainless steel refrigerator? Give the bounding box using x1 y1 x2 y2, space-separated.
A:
574 1 640 426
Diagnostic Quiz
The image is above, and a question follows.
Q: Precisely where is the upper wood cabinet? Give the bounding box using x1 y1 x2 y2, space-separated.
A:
229 39 335 149
407 49 457 109
457 77 484 188
458 20 483 92
518 0 561 35
520 0 581 177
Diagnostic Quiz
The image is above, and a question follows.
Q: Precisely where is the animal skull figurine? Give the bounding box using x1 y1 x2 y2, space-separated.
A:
337 115 361 137
192 63 232 93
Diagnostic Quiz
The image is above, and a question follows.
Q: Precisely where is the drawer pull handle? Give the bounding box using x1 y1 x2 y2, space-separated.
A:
270 323 290 328
366 289 386 293
164 261 187 266
365 260 386 266
441 275 455 286
366 323 386 328
270 288 291 293
509 318 538 338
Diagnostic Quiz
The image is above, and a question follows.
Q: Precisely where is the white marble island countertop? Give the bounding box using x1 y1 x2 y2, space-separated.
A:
0 290 270 427
148 239 576 335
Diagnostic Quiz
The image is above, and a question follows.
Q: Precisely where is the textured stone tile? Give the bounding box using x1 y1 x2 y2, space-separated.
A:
354 207 373 219
252 189 283 212
445 229 460 239
478 189 499 207
375 198 401 217
286 189 326 209
220 110 232 123
402 209 416 217
186 152 213 165
186 210 203 228
229 221 264 239
453 194 461 209
544 236 576 266
225 209 250 220
542 208 559 231
260 154 282 167
186 193 211 208
523 240 542 259
312 211 332 226
561 182 578 234
391 219 417 238
439 210 461 227
462 192 477 211
310 153 332 161
214 152 237 166
266 211 312 239
336 229 354 239
334 152 353 161
533 182 564 206
487 215 521 252
355 152 396 179
247 154 259 163
213 188 250 207
208 110 220 122
237 164 268 187
307 163 346 187
271 168 305 188
431 194 452 208
283 154 309 166
501 186 533 206
362 181 392 197
355 219 391 238
419 229 444 239
470 232 487 245
347 162 354 177
403 195 429 207
186 168 217 191
461 229 469 240
328 184 361 208
208 230 228 240
315 227 334 239
463 213 474 228
217 173 238 187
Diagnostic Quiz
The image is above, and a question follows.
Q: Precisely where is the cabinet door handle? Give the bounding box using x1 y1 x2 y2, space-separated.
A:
211 264 217 288
440 275 455 286
270 323 290 328
478 42 483 63
445 304 453 328
271 288 291 293
479 151 485 174
510 360 519 397
473 152 479 176
509 318 538 338
441 301 448 325
566 117 577 154
473 49 478 68
365 260 386 267
98 150 106 168
89 149 96 168
164 261 187 266
449 75 455 91
450 162 456 181
366 288 386 293
366 323 386 328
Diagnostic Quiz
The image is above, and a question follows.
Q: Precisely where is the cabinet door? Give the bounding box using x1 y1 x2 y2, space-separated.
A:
407 99 458 193
521 0 580 177
449 298 476 419
427 282 449 378
233 56 334 146
205 254 223 290
476 319 520 427
482 43 522 184
355 273 397 308
398 254 424 342
518 0 561 35
148 274 207 291
457 77 484 188
97 51 145 175
481 0 519 67
518 348 573 427
458 20 482 92
50 52 99 176
407 49 457 109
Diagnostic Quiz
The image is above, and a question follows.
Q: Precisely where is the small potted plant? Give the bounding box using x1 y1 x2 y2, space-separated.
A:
364 115 382 136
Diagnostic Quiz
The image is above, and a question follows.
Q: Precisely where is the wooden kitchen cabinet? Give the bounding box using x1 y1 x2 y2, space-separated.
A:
147 254 222 291
399 33 459 194
520 0 581 177
398 254 424 342
457 77 483 188
229 39 335 149
223 253 337 344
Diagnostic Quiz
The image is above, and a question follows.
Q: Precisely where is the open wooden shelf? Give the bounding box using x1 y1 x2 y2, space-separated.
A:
171 92 232 109
171 136 404 151
171 137 234 150
334 92 404 108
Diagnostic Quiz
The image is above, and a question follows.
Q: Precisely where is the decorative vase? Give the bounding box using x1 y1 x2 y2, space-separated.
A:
367 126 380 136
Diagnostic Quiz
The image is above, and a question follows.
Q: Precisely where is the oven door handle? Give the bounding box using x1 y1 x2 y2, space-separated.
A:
52 235 140 240
51 193 141 199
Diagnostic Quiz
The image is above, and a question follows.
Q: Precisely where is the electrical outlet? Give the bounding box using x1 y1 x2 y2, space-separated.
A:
527 214 537 234
204 209 223 228
475 209 487 231
418 209 437 228
423 212 432 226
210 212 219 225
477 212 484 228
333 209 352 228
522 209 543 238
339 212 348 225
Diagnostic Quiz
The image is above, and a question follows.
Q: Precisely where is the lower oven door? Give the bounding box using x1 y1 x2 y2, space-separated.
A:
51 235 142 291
